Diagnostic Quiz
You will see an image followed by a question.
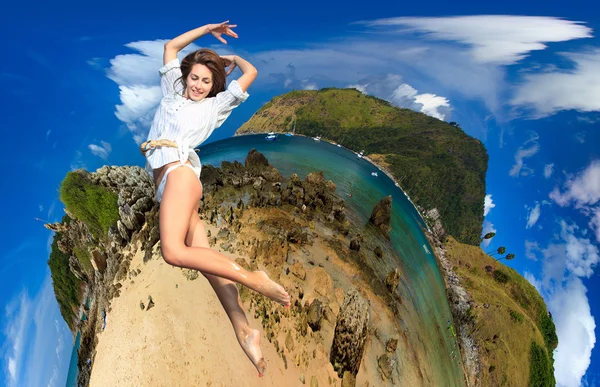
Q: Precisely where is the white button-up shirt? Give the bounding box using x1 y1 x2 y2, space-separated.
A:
144 58 249 178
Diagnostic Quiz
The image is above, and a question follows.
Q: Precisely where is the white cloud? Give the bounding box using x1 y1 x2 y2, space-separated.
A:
45 130 51 141
70 150 86 171
575 132 586 143
115 85 163 145
549 277 596 387
346 83 367 94
550 160 600 208
523 271 541 292
525 240 540 260
2 277 72 387
590 207 600 243
526 202 541 229
413 93 450 120
3 292 31 387
484 194 495 216
534 216 598 386
301 81 318 90
509 133 540 177
481 220 496 248
392 83 418 100
560 220 599 278
88 140 112 160
544 163 554 179
512 49 600 118
360 15 592 65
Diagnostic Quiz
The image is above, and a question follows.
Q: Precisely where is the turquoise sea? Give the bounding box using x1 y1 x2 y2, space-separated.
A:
200 134 464 385
66 133 463 385
65 331 81 387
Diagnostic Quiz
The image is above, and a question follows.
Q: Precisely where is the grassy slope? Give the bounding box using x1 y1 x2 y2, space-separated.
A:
236 88 488 245
444 236 556 386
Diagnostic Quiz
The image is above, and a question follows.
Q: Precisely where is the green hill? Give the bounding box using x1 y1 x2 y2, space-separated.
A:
236 88 488 245
443 236 557 386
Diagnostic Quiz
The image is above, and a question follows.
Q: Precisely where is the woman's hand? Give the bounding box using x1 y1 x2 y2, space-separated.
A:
220 55 237 76
207 21 238 44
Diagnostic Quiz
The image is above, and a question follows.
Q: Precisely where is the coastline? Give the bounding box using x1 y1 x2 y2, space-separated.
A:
425 231 480 387
232 132 432 231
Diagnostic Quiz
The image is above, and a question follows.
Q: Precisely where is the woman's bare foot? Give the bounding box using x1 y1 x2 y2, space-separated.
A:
241 329 267 377
252 271 291 306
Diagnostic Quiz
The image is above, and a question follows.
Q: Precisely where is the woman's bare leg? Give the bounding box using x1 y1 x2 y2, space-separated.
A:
158 166 290 306
185 213 266 376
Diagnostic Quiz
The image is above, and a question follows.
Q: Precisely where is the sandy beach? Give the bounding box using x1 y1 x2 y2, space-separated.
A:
88 211 429 386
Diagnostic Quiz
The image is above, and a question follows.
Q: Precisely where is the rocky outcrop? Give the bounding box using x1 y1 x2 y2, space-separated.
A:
425 208 446 240
90 249 107 273
51 166 159 387
369 196 392 236
384 268 401 293
330 288 370 378
349 234 362 251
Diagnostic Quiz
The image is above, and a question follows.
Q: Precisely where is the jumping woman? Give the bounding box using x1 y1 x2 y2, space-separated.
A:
141 21 291 377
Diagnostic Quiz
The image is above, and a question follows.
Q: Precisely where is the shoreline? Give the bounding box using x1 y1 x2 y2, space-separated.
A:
233 131 432 232
425 231 479 387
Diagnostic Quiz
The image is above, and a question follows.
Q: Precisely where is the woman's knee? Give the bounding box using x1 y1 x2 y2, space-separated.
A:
160 241 185 266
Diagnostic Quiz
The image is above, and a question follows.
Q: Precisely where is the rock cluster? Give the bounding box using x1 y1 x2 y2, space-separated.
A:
62 149 409 387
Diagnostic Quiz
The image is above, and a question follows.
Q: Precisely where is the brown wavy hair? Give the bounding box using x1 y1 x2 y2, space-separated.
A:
175 49 226 98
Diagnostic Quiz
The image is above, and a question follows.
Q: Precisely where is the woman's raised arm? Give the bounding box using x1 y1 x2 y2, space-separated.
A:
163 21 239 65
220 55 257 93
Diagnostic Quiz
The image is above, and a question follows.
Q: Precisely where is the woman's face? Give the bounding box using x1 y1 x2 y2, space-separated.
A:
185 63 213 101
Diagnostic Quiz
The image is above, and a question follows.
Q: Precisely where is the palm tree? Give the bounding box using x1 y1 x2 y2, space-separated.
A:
487 246 506 257
481 232 496 244
496 253 516 262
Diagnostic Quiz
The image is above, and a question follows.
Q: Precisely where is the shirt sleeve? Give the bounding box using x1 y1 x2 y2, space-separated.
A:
159 58 183 96
213 80 249 128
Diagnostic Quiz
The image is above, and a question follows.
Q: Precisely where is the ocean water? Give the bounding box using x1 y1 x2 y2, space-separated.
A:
65 331 81 387
200 134 464 385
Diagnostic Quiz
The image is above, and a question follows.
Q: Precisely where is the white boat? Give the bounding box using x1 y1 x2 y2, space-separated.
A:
371 172 378 177
265 132 277 141
357 150 364 159
337 144 341 147
313 136 321 141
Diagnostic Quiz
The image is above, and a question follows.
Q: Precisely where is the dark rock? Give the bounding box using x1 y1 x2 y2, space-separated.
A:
307 299 324 332
245 148 269 168
384 268 401 293
330 288 370 378
349 234 363 251
374 246 383 258
377 353 395 380
217 227 230 239
369 196 392 236
306 171 325 185
146 295 155 311
90 249 107 273
386 338 398 353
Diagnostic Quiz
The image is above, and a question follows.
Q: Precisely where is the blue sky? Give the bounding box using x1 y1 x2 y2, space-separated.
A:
1 1 598 386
